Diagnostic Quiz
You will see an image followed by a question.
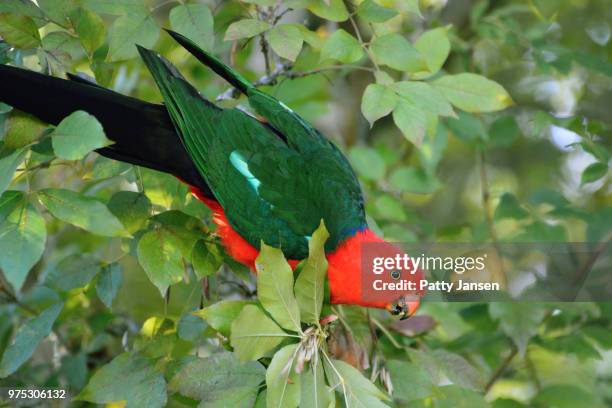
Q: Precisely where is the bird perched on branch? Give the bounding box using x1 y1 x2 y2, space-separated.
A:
0 30 421 319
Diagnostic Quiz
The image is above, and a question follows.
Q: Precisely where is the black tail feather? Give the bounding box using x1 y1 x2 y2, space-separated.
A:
0 63 212 197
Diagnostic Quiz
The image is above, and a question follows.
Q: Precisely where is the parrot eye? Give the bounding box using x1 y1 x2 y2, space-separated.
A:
390 269 401 280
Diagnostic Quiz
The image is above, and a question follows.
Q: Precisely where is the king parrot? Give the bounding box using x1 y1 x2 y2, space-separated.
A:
0 30 421 319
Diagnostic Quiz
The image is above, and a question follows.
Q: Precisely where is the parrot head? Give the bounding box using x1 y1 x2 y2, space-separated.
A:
326 228 423 320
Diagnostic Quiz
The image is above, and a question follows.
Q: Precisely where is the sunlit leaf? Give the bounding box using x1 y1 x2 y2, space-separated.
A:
361 84 398 127
107 12 159 61
70 7 106 54
137 228 184 295
294 220 329 324
0 147 27 196
433 73 513 112
255 243 301 332
194 300 254 338
51 111 111 160
266 343 301 408
320 29 363 64
169 4 214 52
225 19 270 41
357 0 398 23
230 305 288 362
269 24 304 61
413 27 450 78
324 358 389 407
38 188 129 237
0 191 46 291
371 33 427 72
0 13 41 49
107 191 151 234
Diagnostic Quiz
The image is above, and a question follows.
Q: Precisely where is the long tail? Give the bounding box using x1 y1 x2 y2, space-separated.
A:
165 29 253 95
0 64 211 195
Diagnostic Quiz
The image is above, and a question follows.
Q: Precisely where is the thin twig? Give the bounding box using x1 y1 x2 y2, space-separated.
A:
344 0 380 71
484 343 518 392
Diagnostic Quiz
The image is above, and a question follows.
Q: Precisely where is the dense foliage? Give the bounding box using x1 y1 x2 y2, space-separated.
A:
0 0 610 407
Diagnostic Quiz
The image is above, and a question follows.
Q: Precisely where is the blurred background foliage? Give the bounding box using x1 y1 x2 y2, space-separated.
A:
0 0 610 407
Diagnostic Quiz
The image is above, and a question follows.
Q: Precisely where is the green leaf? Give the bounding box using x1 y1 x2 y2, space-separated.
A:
446 111 487 144
489 302 547 356
389 166 441 194
38 0 77 26
269 24 304 61
89 156 131 180
432 73 513 112
324 358 389 407
0 302 63 378
310 0 348 21
107 12 160 61
191 239 223 279
70 7 106 54
224 19 270 41
0 147 27 196
320 29 364 64
370 33 427 72
581 162 608 185
393 81 455 117
176 313 206 341
430 350 485 391
288 0 349 22
387 360 436 401
301 360 333 408
494 193 529 220
0 13 41 49
532 385 606 408
435 385 489 408
489 116 520 148
107 191 151 234
96 263 123 308
38 188 129 237
255 243 301 332
51 111 111 160
393 99 428 145
361 84 398 126
398 0 422 17
357 0 398 23
84 0 148 15
169 4 214 52
45 254 101 292
77 352 167 408
413 27 451 78
0 0 45 19
580 142 609 163
0 192 46 291
294 221 329 324
137 228 184 296
349 146 386 180
4 112 46 149
150 210 203 257
266 343 301 408
230 305 288 362
194 299 254 338
170 352 265 408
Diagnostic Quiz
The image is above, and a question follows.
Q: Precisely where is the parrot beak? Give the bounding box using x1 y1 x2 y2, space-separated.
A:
386 295 420 320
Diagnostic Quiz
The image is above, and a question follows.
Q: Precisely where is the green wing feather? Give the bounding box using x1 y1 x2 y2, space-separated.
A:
137 39 366 258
